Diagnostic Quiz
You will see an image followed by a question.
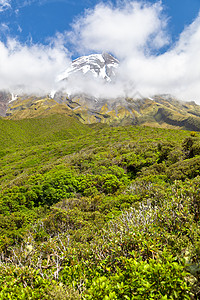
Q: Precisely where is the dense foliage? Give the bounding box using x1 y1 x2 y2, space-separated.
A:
0 114 199 299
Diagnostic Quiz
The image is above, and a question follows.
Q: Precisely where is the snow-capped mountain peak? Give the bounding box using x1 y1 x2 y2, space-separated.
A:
58 52 119 82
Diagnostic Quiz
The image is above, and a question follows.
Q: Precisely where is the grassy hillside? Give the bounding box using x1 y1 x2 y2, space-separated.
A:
0 114 91 150
0 114 199 299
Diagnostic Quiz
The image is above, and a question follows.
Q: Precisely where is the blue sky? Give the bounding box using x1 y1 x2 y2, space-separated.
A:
0 0 199 51
1 0 200 102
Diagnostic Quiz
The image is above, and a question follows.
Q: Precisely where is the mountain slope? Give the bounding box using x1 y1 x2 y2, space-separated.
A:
5 93 200 131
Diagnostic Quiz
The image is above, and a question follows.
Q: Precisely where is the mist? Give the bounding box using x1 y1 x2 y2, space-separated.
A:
1 1 200 104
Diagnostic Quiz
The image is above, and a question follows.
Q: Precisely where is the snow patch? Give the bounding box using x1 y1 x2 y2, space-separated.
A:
9 93 18 103
58 52 119 83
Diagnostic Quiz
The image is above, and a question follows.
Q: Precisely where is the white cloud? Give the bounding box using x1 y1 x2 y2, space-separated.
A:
0 38 71 94
121 11 200 102
1 0 200 104
70 1 169 59
67 1 200 103
0 0 11 12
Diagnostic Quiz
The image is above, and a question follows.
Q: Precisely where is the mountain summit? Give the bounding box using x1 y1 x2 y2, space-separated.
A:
58 52 119 82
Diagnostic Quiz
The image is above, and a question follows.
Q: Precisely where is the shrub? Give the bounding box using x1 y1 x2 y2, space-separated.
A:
84 254 191 300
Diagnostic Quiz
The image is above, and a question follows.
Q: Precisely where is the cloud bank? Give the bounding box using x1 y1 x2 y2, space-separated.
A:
68 1 200 103
0 39 71 94
70 1 169 59
1 1 200 103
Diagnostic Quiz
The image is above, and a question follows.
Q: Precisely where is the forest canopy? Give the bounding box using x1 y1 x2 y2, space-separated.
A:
0 115 199 299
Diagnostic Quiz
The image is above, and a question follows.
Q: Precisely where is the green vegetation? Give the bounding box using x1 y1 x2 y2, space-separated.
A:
0 114 199 299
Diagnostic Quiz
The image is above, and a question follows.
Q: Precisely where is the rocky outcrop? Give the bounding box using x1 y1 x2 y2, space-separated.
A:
0 91 11 117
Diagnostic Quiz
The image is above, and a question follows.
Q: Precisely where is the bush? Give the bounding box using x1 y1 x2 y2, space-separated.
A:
84 254 191 300
0 266 52 299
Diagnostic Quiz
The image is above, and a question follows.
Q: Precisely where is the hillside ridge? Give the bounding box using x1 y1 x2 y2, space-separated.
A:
1 92 200 131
